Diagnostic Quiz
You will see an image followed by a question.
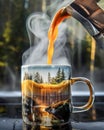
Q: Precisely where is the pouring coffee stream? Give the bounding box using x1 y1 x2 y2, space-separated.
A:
47 7 72 64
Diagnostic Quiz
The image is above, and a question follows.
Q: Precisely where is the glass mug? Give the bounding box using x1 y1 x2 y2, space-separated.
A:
21 64 94 126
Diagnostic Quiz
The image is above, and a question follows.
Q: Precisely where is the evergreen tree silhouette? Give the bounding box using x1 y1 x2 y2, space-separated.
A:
34 72 42 83
40 76 43 83
61 69 65 81
55 68 65 83
48 72 51 83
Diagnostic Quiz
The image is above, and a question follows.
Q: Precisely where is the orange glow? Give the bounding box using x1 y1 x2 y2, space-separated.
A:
90 37 96 71
22 80 69 105
47 7 71 64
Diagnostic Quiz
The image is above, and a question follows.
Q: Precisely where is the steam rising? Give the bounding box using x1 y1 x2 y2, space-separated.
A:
22 13 49 64
22 0 72 65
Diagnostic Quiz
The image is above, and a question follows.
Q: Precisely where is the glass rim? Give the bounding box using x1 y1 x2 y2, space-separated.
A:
21 64 71 68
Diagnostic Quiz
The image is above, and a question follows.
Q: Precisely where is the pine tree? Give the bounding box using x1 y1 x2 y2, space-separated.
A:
61 69 65 81
48 72 51 83
29 74 32 80
55 68 66 83
34 72 41 83
56 68 61 83
40 76 43 83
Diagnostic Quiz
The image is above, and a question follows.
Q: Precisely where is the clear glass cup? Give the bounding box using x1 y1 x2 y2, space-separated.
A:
21 64 94 127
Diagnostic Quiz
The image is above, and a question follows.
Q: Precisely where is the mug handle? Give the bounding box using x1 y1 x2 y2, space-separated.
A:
70 77 95 113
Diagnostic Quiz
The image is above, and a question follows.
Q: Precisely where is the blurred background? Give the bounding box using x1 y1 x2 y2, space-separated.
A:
0 0 104 93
